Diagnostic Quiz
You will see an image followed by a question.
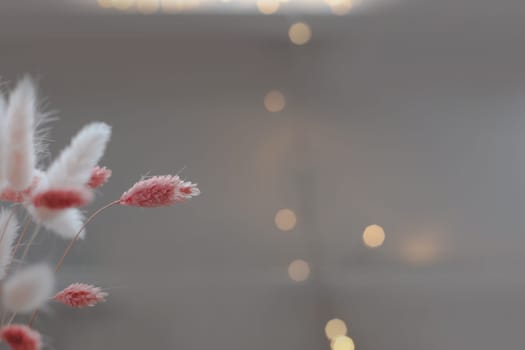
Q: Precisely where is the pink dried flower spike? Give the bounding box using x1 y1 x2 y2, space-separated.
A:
0 175 40 203
87 166 112 189
54 283 108 308
0 324 42 350
32 188 93 210
119 175 200 207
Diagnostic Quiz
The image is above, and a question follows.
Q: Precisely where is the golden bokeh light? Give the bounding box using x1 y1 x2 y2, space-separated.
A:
331 336 355 350
161 0 186 12
137 0 160 13
362 224 385 248
275 208 296 231
98 0 113 8
288 22 312 45
257 0 280 14
112 0 134 10
264 90 286 113
401 235 441 265
288 259 310 282
325 318 348 340
326 0 354 15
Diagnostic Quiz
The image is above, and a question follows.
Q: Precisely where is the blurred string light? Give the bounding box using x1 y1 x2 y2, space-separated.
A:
162 0 200 12
137 0 160 13
362 224 385 248
274 208 296 231
97 0 112 8
264 90 286 112
288 259 310 282
325 318 347 340
111 0 134 10
257 0 280 14
288 22 312 45
331 336 355 350
97 0 360 14
325 0 355 15
401 234 441 265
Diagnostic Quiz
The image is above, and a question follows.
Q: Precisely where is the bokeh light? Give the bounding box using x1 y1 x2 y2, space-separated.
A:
362 224 385 248
288 259 310 282
331 336 355 350
257 0 280 14
137 0 160 13
288 22 312 45
325 318 348 340
264 90 286 112
275 208 296 231
98 0 113 8
326 0 354 15
401 235 441 265
111 0 134 10
99 0 362 14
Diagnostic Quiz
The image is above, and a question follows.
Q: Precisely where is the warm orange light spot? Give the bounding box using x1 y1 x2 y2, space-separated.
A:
325 318 348 340
363 224 385 248
331 336 355 350
288 22 312 45
257 0 280 14
288 259 310 282
275 208 296 231
264 90 286 112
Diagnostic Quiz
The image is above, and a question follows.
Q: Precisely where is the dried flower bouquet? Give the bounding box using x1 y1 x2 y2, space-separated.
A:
0 76 200 350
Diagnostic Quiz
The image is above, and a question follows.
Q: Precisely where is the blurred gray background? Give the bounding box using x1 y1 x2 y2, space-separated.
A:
1 0 525 348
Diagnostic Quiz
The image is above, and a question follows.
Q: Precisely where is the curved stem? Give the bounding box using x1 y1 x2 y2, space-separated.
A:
29 200 120 327
0 208 16 246
54 200 120 274
4 216 32 276
19 225 42 263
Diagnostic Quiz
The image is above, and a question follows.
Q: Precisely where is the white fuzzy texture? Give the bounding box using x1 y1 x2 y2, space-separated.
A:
2 264 54 313
40 208 86 240
0 209 18 280
26 171 87 240
46 122 111 189
0 94 6 190
5 77 36 190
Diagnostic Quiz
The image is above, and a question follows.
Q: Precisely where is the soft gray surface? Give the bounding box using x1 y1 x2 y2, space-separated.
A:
1 1 525 349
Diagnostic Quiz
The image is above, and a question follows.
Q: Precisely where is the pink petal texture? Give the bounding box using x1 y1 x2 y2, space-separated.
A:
87 166 112 189
54 283 108 308
119 175 200 207
0 175 40 203
0 324 42 350
32 188 93 210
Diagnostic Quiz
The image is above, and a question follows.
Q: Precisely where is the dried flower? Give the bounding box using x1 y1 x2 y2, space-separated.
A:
0 324 41 350
38 208 86 240
46 122 111 189
5 77 36 190
32 187 93 210
87 166 112 189
119 175 200 207
0 95 7 189
178 180 201 200
54 283 108 308
2 264 54 313
0 174 40 203
0 209 19 280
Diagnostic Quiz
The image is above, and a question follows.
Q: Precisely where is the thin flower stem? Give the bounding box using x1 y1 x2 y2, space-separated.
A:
6 312 15 326
6 224 43 328
0 206 21 327
19 225 42 263
0 205 18 247
4 216 31 276
54 200 120 274
28 199 120 327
